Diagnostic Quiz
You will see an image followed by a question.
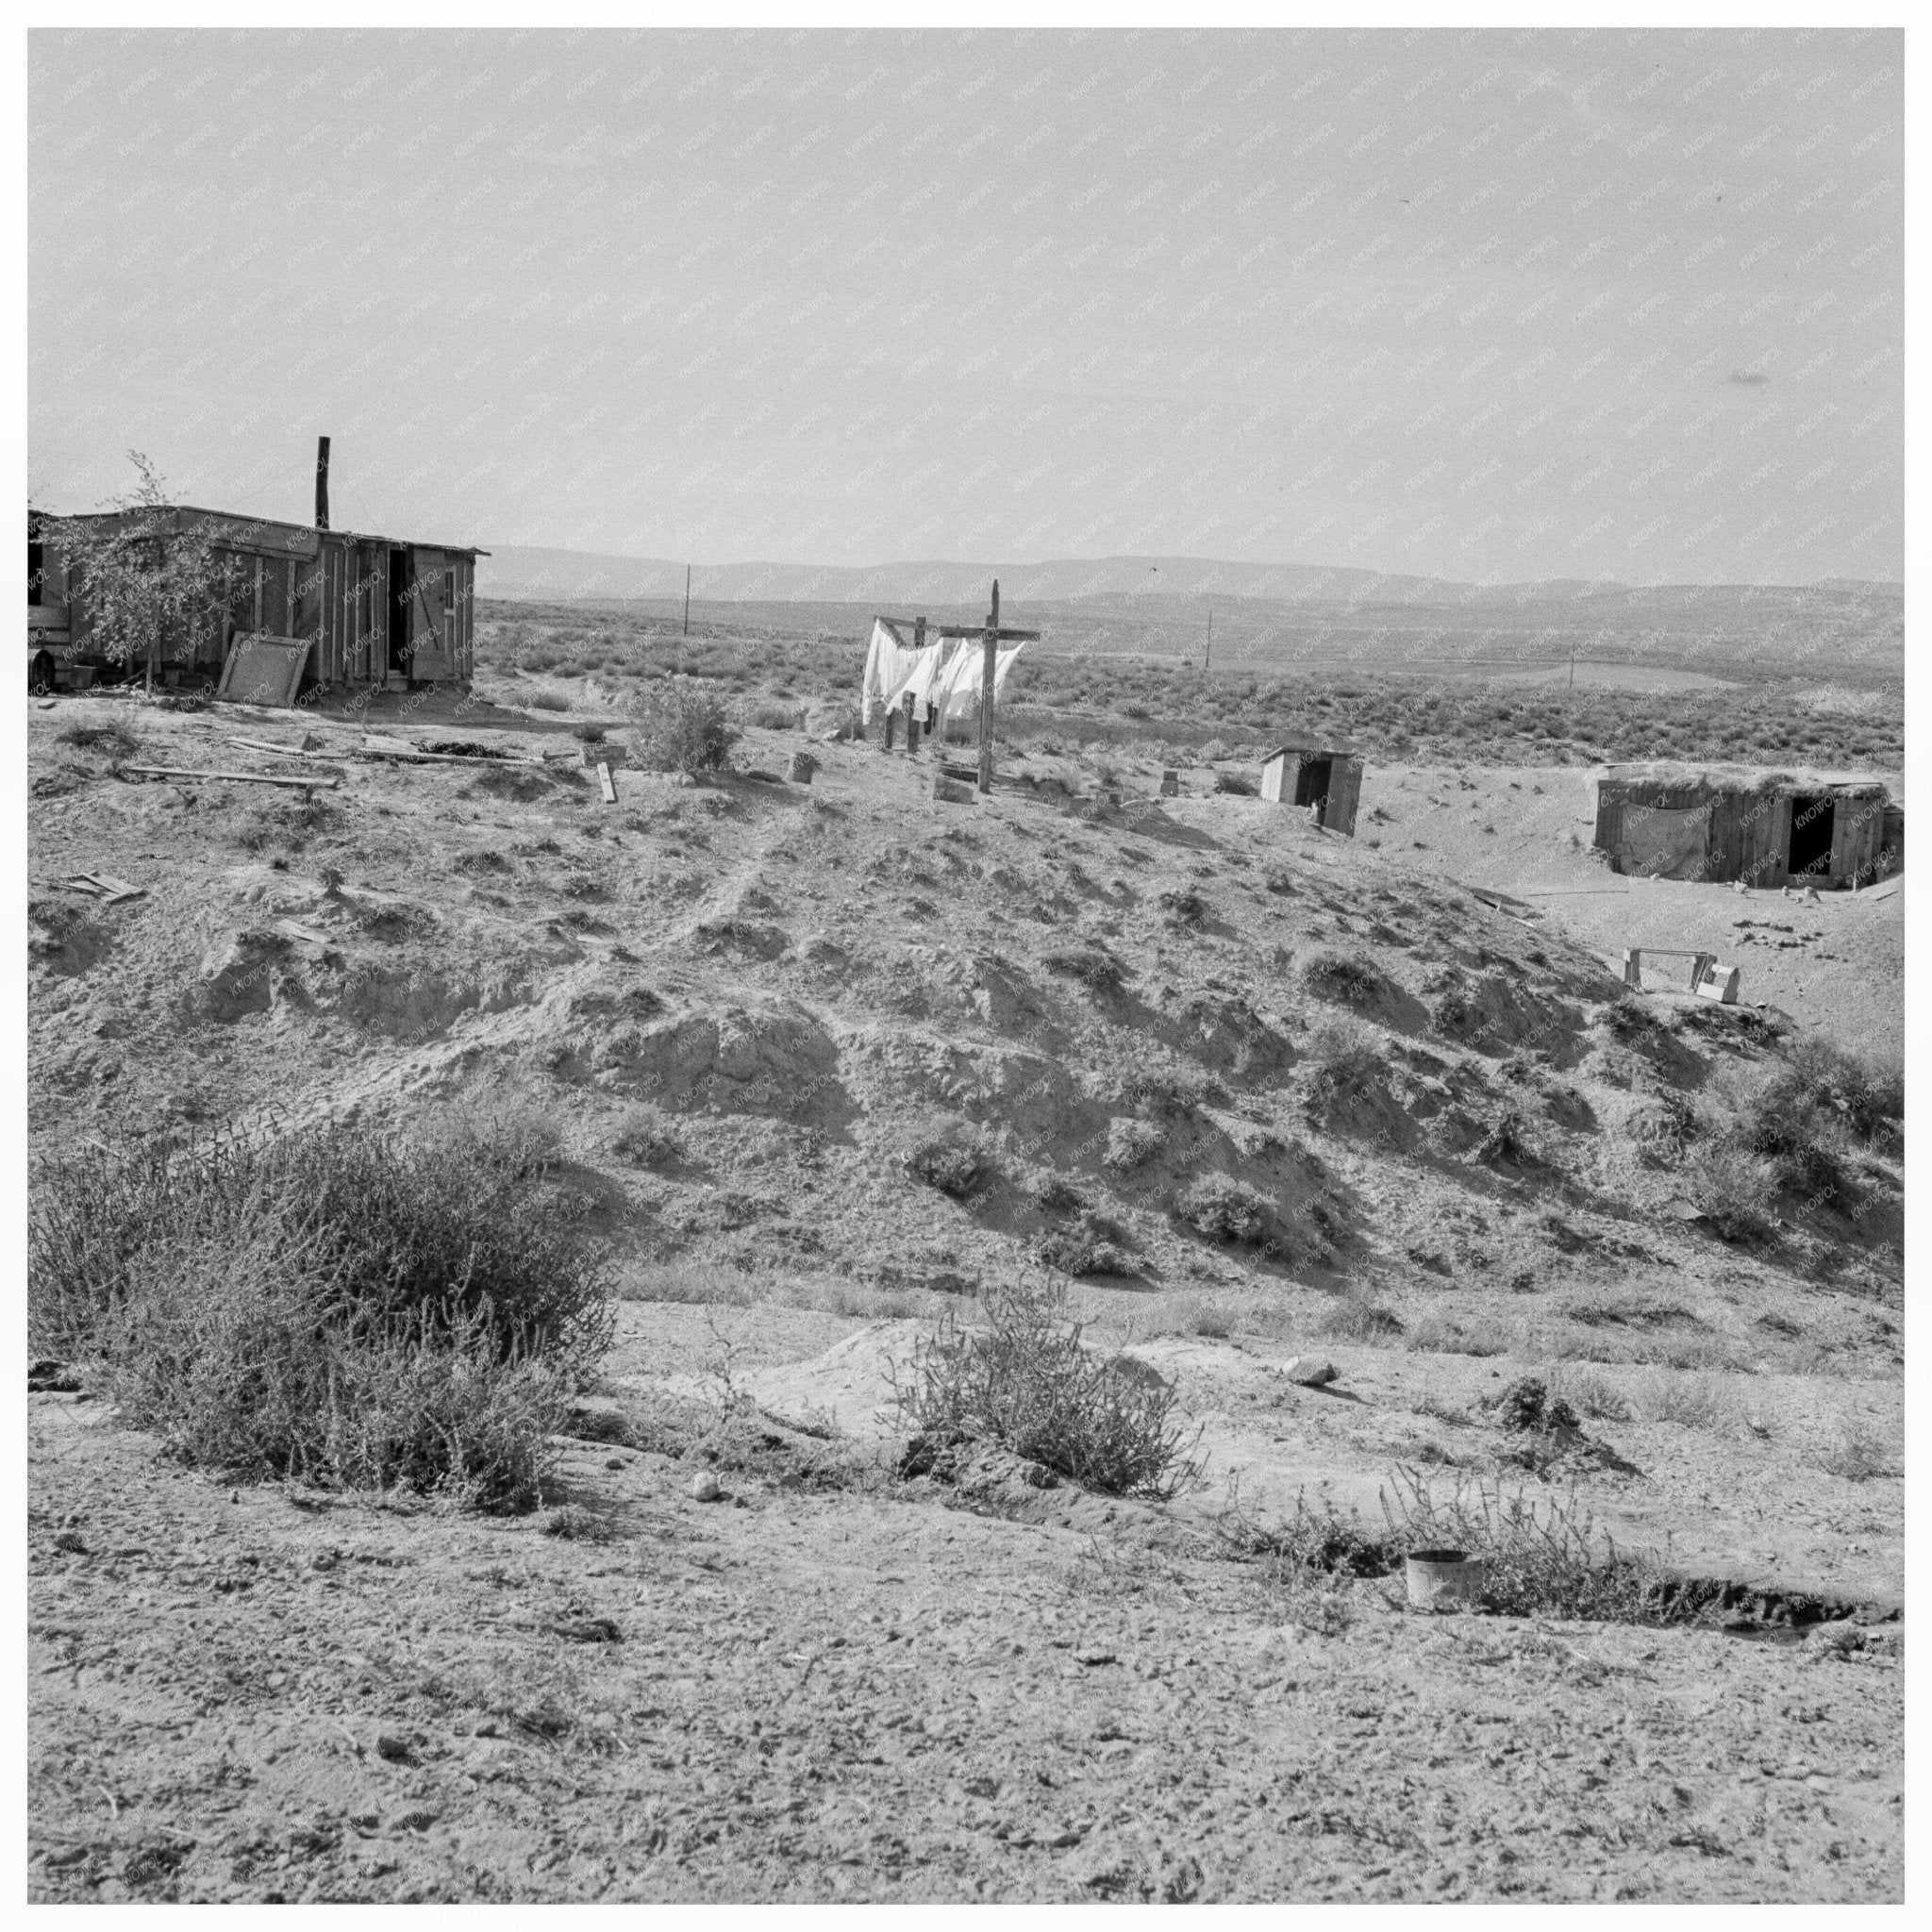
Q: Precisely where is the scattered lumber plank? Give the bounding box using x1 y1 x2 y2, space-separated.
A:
597 761 618 804
227 736 352 764
121 764 340 790
273 918 335 953
40 872 146 905
357 737 542 767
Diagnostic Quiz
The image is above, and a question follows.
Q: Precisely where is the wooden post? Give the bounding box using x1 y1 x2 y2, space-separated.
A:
977 578 999 793
683 564 691 636
910 615 925 755
315 435 330 531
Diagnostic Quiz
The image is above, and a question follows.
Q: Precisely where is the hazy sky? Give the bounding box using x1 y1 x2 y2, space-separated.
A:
29 27 1902 585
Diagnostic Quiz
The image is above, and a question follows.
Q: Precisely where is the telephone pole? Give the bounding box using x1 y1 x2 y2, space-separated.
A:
1205 604 1213 672
683 564 691 636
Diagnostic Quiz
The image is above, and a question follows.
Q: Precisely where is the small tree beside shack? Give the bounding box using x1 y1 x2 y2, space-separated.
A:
1592 763 1899 891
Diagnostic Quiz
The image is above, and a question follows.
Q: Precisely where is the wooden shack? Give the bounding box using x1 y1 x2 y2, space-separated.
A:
1259 744 1362 836
1592 763 1898 890
29 504 485 695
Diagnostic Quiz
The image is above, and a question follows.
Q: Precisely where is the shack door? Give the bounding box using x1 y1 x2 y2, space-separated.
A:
1292 757 1333 809
387 549 412 676
1324 756 1362 837
408 550 452 680
1787 794 1835 883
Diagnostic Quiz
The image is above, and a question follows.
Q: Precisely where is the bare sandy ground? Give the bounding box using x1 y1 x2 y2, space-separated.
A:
28 1374 1903 1905
27 691 1904 1903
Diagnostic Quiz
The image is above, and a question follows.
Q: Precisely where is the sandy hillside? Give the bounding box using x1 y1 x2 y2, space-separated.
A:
27 688 1904 1904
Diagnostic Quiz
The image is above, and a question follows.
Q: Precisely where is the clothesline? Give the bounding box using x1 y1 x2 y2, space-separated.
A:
860 618 1027 728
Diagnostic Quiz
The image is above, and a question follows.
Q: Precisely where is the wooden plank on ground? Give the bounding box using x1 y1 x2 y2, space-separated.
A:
597 761 617 804
122 764 340 790
273 918 336 955
228 737 352 764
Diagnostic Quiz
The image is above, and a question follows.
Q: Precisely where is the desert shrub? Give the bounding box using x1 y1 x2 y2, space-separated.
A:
1301 952 1382 1008
1116 1066 1208 1115
1490 1376 1578 1434
1599 996 1664 1042
1734 1070 1851 1202
1547 1365 1632 1422
1304 1021 1385 1106
893 1273 1201 1499
629 679 738 776
1035 1229 1130 1277
1682 1138 1777 1242
1320 1299 1405 1341
87 1216 572 1510
1400 1313 1504 1355
1032 1174 1087 1213
34 1112 614 1453
58 718 143 762
610 1105 683 1168
749 699 801 731
1628 1089 1697 1162
1474 1108 1539 1168
528 692 571 712
1042 948 1124 994
1814 1417 1897 1481
1103 1117 1166 1172
1172 1173 1276 1248
542 1504 618 1542
1635 1368 1734 1433
1158 888 1209 927
906 1137 993 1198
569 722 607 743
1213 770 1257 796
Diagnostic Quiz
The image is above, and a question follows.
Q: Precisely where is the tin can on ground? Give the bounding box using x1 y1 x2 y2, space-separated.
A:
1405 1549 1487 1609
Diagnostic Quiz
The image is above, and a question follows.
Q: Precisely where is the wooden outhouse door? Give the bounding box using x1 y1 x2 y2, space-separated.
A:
1325 756 1362 837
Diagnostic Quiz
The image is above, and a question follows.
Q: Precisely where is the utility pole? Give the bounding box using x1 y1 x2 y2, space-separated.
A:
683 564 691 636
1205 603 1213 672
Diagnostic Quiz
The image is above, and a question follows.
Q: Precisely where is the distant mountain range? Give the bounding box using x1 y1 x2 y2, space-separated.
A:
476 544 1900 615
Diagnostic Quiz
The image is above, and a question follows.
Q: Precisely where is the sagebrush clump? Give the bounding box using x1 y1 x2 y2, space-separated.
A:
1172 1173 1278 1250
629 680 738 776
1301 952 1383 1008
28 1112 612 1509
895 1273 1200 1499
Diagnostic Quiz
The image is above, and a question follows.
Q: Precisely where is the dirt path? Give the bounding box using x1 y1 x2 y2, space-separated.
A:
29 1394 1902 1904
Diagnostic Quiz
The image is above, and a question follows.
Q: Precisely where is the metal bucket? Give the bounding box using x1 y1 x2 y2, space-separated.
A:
1405 1549 1487 1610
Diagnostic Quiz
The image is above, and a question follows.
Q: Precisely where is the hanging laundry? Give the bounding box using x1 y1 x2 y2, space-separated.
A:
883 641 947 713
860 620 926 725
937 641 1028 724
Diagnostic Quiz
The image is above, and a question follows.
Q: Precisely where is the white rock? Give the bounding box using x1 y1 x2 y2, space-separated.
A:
690 1470 723 1503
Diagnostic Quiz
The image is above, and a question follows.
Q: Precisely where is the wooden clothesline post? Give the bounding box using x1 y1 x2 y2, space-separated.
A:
879 583 1040 791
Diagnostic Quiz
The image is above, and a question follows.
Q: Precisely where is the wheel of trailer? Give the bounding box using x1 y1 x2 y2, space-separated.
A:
28 650 56 697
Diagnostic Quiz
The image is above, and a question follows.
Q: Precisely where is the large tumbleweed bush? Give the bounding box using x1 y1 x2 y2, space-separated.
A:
627 678 738 776
894 1273 1201 1500
28 1113 612 1508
